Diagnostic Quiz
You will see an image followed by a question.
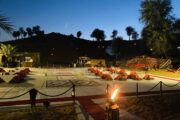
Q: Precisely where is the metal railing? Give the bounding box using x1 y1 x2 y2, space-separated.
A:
0 80 76 105
136 81 180 97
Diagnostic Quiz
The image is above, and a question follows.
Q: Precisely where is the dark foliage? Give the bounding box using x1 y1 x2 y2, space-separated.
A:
2 33 149 66
90 28 106 41
76 31 82 38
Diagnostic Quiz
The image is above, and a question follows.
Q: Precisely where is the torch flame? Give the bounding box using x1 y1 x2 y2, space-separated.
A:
110 88 119 100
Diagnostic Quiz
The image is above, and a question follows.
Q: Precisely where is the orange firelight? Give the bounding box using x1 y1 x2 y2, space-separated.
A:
110 88 119 100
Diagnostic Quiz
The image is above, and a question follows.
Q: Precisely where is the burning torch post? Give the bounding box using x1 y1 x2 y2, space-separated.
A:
105 88 120 120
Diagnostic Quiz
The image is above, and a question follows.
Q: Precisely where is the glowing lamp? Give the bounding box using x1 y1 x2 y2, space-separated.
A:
105 88 120 120
110 88 119 100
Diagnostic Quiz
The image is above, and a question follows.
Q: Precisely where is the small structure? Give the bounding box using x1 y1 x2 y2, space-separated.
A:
85 59 106 67
13 52 40 67
0 52 40 67
77 56 90 67
77 56 106 67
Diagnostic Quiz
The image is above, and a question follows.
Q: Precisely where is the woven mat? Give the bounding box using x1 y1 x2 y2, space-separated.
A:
46 80 100 87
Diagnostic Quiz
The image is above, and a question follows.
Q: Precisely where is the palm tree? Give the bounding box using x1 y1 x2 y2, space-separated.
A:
0 44 17 67
26 27 33 37
132 31 139 40
12 31 20 39
126 26 134 40
23 31 27 38
76 31 82 38
32 25 44 36
140 0 173 57
0 15 13 33
19 27 25 38
32 25 40 35
12 31 18 39
90 28 106 41
111 30 118 40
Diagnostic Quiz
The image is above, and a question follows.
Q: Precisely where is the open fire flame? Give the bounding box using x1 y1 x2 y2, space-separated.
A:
110 88 119 100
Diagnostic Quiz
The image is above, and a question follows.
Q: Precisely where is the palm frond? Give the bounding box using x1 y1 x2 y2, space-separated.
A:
0 15 13 33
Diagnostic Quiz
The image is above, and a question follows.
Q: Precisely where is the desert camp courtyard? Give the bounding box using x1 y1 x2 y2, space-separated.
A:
0 67 180 119
0 67 180 99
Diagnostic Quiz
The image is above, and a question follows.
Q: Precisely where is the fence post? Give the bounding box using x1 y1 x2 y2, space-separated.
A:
106 84 109 97
160 81 162 96
29 88 38 109
136 82 139 97
72 84 76 104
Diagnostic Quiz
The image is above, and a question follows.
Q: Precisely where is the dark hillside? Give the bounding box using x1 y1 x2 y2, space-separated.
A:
2 33 147 66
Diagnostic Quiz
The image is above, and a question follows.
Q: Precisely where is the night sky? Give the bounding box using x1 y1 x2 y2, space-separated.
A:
0 0 180 41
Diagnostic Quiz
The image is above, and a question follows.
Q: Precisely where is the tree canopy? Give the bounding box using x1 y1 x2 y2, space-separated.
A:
111 30 118 40
107 37 123 58
132 31 139 40
90 28 106 41
126 26 134 40
0 44 17 66
76 31 82 38
140 0 174 57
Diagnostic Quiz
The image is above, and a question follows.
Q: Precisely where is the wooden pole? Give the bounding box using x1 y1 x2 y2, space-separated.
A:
136 82 139 97
160 81 162 96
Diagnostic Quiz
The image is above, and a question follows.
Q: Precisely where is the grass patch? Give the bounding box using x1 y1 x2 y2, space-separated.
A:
121 93 180 120
148 70 180 78
0 104 78 120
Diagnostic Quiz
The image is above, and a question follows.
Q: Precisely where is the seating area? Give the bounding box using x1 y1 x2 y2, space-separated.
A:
126 56 158 70
0 68 30 83
88 67 153 81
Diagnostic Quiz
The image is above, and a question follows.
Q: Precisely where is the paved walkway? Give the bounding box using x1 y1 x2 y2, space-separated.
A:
78 97 105 120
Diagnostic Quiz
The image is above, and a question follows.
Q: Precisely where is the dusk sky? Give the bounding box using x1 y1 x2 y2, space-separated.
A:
0 0 180 41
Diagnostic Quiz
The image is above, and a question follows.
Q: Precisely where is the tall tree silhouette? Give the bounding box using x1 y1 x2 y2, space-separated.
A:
132 31 139 40
107 36 123 58
12 31 18 39
23 31 27 38
32 25 44 36
12 31 20 39
19 27 25 38
76 31 82 38
140 0 174 57
126 26 134 40
111 30 118 40
26 27 33 37
0 15 13 33
32 25 40 35
90 28 106 41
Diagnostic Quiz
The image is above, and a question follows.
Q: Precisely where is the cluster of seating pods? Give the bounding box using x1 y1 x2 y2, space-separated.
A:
88 67 153 81
0 68 30 83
